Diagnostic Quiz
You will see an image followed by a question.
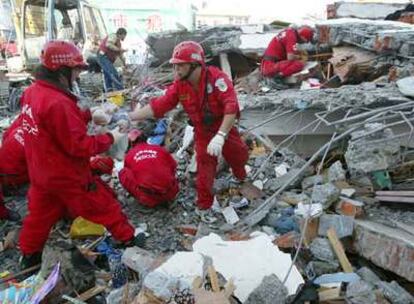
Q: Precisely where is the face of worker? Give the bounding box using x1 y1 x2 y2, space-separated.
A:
71 68 82 84
173 63 192 80
118 33 127 41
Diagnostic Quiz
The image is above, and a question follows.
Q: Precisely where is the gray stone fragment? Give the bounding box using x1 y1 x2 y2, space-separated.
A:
328 161 346 182
41 240 95 293
377 281 414 304
311 183 340 209
267 169 303 192
356 267 381 285
245 274 288 304
346 280 378 304
307 261 339 277
143 271 179 301
122 247 157 280
318 214 354 238
309 237 338 263
302 175 324 190
345 124 400 174
282 192 311 205
106 283 140 304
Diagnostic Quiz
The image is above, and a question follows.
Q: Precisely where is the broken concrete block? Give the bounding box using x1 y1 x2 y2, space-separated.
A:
307 261 339 276
328 161 346 182
245 274 288 304
122 247 158 279
341 188 356 197
356 267 381 285
336 198 364 217
345 124 400 174
311 183 340 209
346 280 379 304
281 192 311 205
318 214 354 238
142 271 179 301
274 231 300 249
310 237 338 264
193 232 304 301
301 175 324 190
106 283 140 304
41 240 95 294
377 281 414 304
354 220 414 282
267 169 303 192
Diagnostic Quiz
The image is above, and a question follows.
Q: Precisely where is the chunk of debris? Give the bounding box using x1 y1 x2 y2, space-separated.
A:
311 183 341 209
354 220 414 281
193 232 304 301
377 280 414 304
318 214 354 238
345 124 400 175
245 274 288 304
328 161 346 182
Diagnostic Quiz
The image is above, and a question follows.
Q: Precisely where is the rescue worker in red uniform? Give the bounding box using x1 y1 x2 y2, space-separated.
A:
129 41 249 218
119 123 179 208
18 40 142 269
0 123 29 221
261 26 314 78
97 28 127 91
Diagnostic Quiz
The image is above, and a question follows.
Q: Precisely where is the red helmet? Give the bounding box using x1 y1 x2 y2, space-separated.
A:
41 40 87 71
298 26 314 42
170 41 205 65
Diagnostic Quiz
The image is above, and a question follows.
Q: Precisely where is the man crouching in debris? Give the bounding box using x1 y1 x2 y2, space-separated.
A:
261 26 314 79
118 120 179 209
18 40 143 269
0 123 28 221
129 41 249 220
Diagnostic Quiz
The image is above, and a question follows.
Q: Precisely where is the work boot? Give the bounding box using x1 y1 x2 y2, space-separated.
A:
195 208 217 224
6 209 21 222
19 252 42 270
112 232 146 249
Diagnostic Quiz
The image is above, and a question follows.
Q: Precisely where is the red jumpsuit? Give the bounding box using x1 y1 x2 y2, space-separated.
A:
150 66 249 209
119 143 179 208
0 125 29 219
18 80 134 255
261 28 304 78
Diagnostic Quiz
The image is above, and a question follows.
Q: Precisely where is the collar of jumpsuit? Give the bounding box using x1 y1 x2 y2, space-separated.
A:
35 79 78 102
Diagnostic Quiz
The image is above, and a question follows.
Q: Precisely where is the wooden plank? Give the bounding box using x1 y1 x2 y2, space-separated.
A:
327 228 353 273
376 196 414 204
318 287 341 301
64 285 106 304
208 266 220 292
376 191 414 197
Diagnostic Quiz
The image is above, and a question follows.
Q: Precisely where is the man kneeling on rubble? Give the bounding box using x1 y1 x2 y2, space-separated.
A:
18 40 144 269
261 26 314 79
0 123 29 221
129 41 249 221
119 121 179 209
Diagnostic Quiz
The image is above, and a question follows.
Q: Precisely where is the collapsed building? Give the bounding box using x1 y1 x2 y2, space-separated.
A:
0 11 414 304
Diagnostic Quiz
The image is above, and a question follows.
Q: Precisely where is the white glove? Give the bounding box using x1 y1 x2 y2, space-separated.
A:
109 126 124 144
92 109 111 125
207 133 225 157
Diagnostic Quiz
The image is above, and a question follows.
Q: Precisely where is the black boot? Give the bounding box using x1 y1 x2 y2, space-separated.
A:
115 232 146 249
19 252 42 270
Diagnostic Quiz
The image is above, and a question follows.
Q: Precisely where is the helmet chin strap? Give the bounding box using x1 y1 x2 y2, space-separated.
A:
181 64 199 81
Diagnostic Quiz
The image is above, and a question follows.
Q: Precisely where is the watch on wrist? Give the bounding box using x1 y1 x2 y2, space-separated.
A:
218 131 227 139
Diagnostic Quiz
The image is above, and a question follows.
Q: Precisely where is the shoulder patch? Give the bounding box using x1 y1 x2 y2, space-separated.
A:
215 78 228 92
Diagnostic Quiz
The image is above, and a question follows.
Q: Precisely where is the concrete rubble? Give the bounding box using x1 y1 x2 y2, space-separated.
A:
1 9 414 304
